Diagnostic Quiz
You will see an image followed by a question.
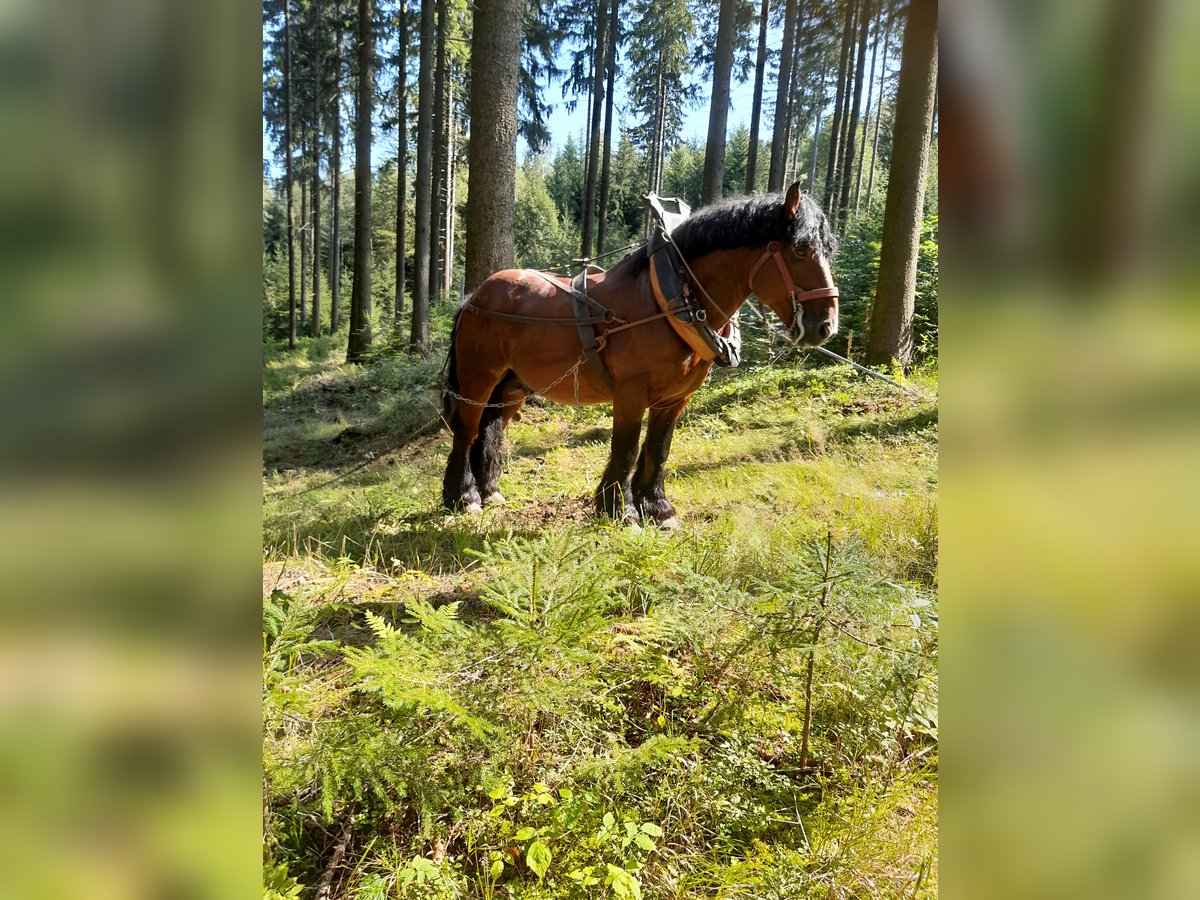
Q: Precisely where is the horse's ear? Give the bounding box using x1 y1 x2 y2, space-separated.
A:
783 181 802 221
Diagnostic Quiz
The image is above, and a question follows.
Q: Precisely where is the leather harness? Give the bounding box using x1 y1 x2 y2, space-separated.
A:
461 194 838 389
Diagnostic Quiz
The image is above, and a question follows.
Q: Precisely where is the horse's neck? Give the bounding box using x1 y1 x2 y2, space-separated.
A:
686 248 757 329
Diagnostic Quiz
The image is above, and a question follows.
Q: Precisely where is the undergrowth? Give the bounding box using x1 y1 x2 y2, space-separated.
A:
263 335 937 898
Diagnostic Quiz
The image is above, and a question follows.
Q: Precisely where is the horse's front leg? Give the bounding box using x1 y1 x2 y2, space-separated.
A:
595 401 646 522
633 400 687 529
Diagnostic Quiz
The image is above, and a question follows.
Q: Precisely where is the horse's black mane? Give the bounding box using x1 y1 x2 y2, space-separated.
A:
624 191 837 275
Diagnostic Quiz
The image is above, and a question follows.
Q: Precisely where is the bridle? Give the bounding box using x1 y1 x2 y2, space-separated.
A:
747 241 839 340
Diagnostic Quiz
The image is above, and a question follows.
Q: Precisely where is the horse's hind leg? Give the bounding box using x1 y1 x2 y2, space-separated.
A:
596 399 646 522
470 373 523 504
442 371 504 513
633 400 687 528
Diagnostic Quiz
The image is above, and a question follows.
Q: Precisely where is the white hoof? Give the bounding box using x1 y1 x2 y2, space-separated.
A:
658 516 680 531
464 502 483 515
624 520 643 533
483 492 506 505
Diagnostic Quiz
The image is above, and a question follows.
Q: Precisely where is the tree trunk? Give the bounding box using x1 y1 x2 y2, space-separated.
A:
394 0 408 329
822 0 855 210
284 0 297 348
331 0 343 332
347 0 375 361
443 75 456 300
428 0 447 307
806 62 825 192
411 0 435 348
580 0 608 259
852 1 880 213
464 0 521 293
783 0 805 184
868 0 936 368
808 52 830 190
866 2 894 213
701 0 737 205
310 0 323 337
745 0 769 193
300 164 308 332
837 0 871 224
596 0 619 253
768 0 799 191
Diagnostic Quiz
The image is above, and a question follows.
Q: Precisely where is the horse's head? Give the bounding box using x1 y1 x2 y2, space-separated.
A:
748 182 840 347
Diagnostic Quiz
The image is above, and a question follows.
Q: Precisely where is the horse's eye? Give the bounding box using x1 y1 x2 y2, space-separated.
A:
792 247 807 261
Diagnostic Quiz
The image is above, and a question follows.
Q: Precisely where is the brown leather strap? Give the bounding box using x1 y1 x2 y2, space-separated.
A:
462 303 608 327
748 242 840 306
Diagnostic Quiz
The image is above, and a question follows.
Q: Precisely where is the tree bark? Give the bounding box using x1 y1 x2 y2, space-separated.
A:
284 0 297 348
866 2 894 213
768 0 799 191
464 0 521 293
852 0 879 213
411 0 435 348
442 75 456 299
783 0 805 184
347 0 375 361
394 0 408 328
745 0 769 193
837 0 871 224
580 0 608 258
808 56 828 190
428 0 447 307
300 161 308 332
310 0 323 337
822 0 855 210
868 0 937 368
596 0 619 253
701 0 737 205
331 0 343 332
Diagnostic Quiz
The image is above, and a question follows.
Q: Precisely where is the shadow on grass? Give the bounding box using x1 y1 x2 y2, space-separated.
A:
832 407 938 441
307 589 497 648
284 507 548 577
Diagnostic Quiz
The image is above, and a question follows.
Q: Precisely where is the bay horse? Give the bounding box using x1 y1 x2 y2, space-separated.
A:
441 182 839 526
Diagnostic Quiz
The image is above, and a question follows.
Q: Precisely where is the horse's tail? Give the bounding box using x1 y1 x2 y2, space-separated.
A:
441 303 466 425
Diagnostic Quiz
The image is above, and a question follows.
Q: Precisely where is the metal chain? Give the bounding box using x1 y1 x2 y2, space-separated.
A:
440 354 587 409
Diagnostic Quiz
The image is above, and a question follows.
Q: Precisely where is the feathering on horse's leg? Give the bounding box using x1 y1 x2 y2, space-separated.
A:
441 367 505 514
596 401 645 524
633 401 687 528
470 374 521 504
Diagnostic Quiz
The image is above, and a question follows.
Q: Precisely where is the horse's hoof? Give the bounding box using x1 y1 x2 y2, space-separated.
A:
624 519 643 533
464 502 483 515
657 516 680 531
483 492 506 505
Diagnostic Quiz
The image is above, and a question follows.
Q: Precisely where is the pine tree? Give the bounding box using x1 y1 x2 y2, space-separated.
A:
580 0 609 258
767 0 799 191
394 0 409 329
745 0 769 193
347 0 375 360
837 0 871 224
595 0 620 253
822 0 855 211
310 0 323 337
465 0 522 292
868 0 936 368
411 0 435 349
701 0 737 205
330 0 344 332
284 0 297 347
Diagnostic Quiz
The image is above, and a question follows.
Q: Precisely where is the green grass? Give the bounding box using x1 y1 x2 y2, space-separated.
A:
263 334 937 899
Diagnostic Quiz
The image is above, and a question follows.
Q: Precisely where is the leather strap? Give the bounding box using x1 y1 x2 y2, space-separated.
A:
748 241 840 306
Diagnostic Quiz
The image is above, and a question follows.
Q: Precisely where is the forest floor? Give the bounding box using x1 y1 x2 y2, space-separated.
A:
263 328 938 900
